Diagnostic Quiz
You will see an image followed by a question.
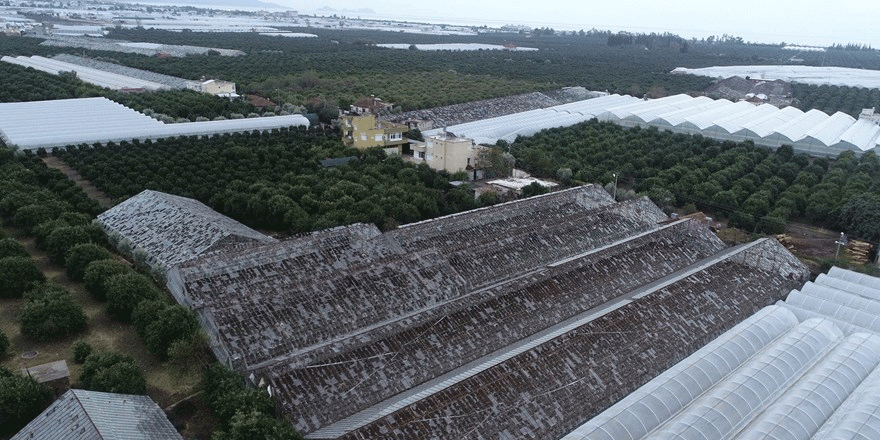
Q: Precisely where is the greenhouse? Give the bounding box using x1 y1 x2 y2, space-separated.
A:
564 267 880 440
1 55 171 91
421 93 640 144
0 97 310 150
432 93 880 157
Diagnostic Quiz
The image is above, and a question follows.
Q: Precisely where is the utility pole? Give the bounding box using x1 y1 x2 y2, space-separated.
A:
612 173 618 201
835 232 847 262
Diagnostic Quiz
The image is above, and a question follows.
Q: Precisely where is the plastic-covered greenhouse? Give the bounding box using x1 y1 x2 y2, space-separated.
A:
563 267 880 440
422 94 641 145
430 93 880 157
2 55 172 91
0 97 310 150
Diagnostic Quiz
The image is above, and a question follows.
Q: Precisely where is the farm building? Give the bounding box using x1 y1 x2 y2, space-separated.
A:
11 389 182 440
0 97 310 150
97 189 276 273
427 93 880 157
141 184 809 438
564 266 880 440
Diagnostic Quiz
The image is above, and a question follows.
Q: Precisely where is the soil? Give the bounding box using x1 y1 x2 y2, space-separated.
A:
41 155 114 209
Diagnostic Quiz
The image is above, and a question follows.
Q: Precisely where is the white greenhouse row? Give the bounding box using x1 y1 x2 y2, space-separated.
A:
0 97 310 150
428 93 880 157
673 65 880 89
2 55 172 91
564 267 880 440
422 94 642 145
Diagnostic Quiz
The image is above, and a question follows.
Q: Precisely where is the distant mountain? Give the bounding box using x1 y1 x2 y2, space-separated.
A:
115 0 289 10
316 6 375 14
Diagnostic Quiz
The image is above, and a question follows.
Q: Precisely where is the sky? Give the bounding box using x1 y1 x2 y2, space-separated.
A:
277 0 880 47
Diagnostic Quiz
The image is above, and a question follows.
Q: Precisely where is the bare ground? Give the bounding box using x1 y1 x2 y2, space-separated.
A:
42 155 114 209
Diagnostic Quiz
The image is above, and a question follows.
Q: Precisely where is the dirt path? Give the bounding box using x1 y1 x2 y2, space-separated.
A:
42 155 114 209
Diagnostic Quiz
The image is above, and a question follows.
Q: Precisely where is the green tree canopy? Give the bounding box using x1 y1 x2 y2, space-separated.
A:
133 300 200 360
0 256 46 298
0 237 29 259
0 365 53 437
65 242 113 282
20 284 88 342
79 352 147 395
83 259 133 301
104 272 162 322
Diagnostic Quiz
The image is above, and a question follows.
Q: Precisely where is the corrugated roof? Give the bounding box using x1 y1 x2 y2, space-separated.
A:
98 189 276 271
11 389 182 440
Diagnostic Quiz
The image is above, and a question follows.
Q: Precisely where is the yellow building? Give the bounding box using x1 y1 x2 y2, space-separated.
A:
340 114 408 151
410 133 483 178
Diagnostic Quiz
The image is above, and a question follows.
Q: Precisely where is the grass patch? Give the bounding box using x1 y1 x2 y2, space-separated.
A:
0 226 211 437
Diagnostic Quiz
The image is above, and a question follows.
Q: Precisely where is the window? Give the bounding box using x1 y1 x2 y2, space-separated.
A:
361 134 367 141
375 134 383 142
417 151 425 159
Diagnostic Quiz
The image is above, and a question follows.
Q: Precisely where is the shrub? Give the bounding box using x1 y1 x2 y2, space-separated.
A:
202 363 275 427
65 242 113 282
19 284 88 342
0 365 52 437
83 259 132 301
133 301 199 360
0 256 46 298
521 181 549 198
13 203 62 234
72 340 93 364
167 332 210 368
212 410 303 440
44 225 93 264
105 272 162 322
0 238 28 259
33 219 69 247
79 351 146 394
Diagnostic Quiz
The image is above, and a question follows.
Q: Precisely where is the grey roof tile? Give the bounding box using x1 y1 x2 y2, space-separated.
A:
11 389 182 440
97 189 276 271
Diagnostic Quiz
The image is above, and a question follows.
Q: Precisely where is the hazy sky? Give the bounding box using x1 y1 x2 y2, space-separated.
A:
282 0 880 47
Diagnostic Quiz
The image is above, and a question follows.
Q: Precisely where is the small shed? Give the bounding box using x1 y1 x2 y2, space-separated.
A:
21 359 69 397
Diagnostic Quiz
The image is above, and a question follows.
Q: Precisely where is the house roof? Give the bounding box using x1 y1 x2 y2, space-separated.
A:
97 189 276 270
11 389 183 440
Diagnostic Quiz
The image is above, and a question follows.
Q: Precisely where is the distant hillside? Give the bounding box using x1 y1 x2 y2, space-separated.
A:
114 0 288 10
